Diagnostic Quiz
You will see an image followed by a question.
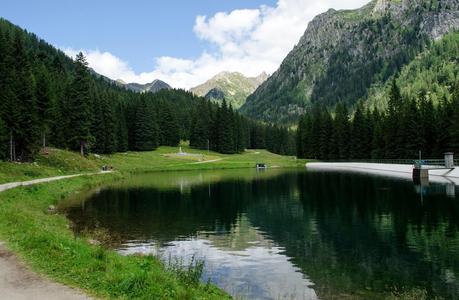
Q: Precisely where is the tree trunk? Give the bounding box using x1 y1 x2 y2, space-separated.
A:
80 141 84 156
9 131 13 162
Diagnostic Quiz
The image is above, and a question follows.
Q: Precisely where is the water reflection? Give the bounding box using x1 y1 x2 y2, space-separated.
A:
118 214 318 300
64 169 459 299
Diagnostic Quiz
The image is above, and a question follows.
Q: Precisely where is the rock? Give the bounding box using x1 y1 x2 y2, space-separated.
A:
88 239 101 246
47 205 57 214
241 0 459 123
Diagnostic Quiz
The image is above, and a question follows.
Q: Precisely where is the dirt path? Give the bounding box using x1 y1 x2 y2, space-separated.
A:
0 242 90 300
189 158 224 164
0 172 112 299
0 171 111 192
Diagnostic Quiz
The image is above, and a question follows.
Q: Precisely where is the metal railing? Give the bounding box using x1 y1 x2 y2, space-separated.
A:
324 159 459 167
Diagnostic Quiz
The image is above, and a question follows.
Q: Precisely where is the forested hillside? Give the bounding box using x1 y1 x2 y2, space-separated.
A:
296 30 459 160
0 18 295 161
242 0 459 123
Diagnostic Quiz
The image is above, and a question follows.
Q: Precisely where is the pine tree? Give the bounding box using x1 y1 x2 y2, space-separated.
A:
35 64 54 150
102 92 117 154
0 27 18 160
0 117 8 160
385 77 404 158
450 81 459 154
12 31 40 160
67 52 94 155
91 89 106 153
403 99 424 158
371 108 385 159
320 110 333 160
418 91 435 157
333 102 350 159
215 100 235 154
158 103 180 147
115 103 129 152
350 104 366 159
190 99 211 150
133 99 159 151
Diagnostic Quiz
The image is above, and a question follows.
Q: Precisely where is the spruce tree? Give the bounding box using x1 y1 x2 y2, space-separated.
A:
158 103 180 147
12 31 40 160
190 99 211 150
0 117 8 160
385 78 404 158
134 99 159 151
115 103 129 152
35 64 54 150
102 92 117 154
350 104 366 159
67 52 94 155
215 100 235 154
450 82 459 154
418 91 435 157
333 102 350 159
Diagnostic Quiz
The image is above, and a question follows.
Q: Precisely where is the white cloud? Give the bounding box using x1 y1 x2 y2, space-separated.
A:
63 0 369 89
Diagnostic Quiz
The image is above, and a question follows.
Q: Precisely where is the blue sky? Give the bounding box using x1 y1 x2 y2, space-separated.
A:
2 0 369 88
2 0 275 72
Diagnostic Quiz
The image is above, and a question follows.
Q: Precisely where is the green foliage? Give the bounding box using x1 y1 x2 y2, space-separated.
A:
242 3 454 124
133 99 159 151
67 52 94 154
0 18 291 160
0 117 8 160
297 80 459 160
0 175 229 299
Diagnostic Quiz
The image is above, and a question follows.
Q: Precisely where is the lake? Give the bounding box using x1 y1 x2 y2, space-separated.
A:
63 168 459 299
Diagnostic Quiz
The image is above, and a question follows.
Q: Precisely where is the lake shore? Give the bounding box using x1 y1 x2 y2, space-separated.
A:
0 146 307 299
306 162 459 185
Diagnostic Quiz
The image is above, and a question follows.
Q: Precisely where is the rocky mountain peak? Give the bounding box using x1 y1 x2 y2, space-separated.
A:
241 0 459 124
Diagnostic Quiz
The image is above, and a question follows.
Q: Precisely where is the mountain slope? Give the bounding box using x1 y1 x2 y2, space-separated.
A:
191 71 268 108
241 0 459 123
123 79 171 93
366 30 459 111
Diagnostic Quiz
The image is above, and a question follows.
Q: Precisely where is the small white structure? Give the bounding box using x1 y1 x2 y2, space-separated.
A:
445 152 454 169
177 147 186 156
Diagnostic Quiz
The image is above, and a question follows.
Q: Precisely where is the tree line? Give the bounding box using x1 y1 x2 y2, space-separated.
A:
297 79 459 160
0 19 294 161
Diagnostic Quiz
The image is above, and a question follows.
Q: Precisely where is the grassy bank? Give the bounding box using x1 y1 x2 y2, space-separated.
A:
0 173 228 299
0 145 307 299
1 144 306 183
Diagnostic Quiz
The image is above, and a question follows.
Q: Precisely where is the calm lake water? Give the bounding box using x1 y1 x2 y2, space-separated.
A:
64 169 459 299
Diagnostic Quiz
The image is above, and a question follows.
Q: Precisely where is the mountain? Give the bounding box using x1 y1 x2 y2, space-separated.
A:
87 71 171 94
123 79 172 93
191 71 268 109
366 29 459 111
241 0 459 123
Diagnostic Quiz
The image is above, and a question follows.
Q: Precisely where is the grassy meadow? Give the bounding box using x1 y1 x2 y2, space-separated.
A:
0 145 307 299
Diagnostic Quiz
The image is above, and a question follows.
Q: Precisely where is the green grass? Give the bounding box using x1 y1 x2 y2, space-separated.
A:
101 145 305 173
0 148 100 184
0 144 308 299
0 173 228 299
0 144 307 183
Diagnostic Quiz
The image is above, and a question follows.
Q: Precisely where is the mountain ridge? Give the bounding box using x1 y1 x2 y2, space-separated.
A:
191 71 268 108
122 79 172 93
241 0 459 123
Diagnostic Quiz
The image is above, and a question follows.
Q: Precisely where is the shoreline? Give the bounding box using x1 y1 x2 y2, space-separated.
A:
306 162 459 185
0 147 306 299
